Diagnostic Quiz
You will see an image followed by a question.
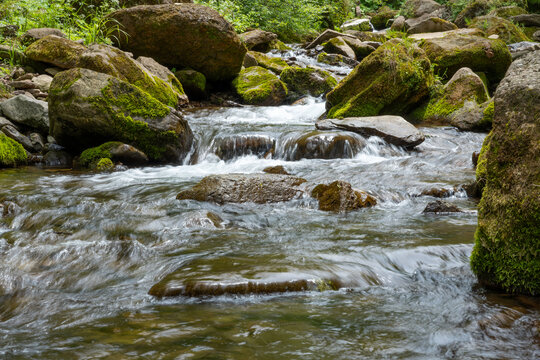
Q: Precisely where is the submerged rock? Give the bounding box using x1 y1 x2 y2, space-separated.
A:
213 135 275 160
326 39 433 119
232 67 288 106
263 165 289 175
470 50 540 296
176 173 307 204
422 200 462 213
149 278 341 297
285 131 365 160
316 116 425 148
48 68 193 163
108 3 247 82
312 181 376 212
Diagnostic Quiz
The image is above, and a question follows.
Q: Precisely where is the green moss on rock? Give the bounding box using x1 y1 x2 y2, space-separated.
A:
174 69 206 99
79 141 124 168
232 66 288 106
248 51 289 75
326 38 434 119
95 157 114 171
280 66 337 97
468 15 530 44
0 132 27 167
371 6 397 30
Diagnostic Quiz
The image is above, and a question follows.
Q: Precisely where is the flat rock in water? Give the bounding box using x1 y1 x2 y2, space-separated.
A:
176 173 307 204
316 116 425 148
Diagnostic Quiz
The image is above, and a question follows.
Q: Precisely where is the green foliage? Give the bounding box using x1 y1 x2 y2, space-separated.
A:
0 0 122 46
194 0 354 42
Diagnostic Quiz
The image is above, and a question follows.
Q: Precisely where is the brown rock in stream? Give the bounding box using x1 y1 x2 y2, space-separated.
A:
312 181 376 212
176 173 307 204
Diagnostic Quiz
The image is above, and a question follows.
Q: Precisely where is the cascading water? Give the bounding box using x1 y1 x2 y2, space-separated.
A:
0 47 538 359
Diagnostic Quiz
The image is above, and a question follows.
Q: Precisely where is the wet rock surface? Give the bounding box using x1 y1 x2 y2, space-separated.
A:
176 173 307 204
312 181 376 212
316 116 425 148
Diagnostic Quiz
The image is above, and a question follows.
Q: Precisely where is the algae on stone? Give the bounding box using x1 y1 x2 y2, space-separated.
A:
280 66 337 97
0 132 27 167
248 51 289 75
326 38 434 119
232 66 288 106
468 15 530 44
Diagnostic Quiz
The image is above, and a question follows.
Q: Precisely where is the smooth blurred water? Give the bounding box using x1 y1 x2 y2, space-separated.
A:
0 56 538 359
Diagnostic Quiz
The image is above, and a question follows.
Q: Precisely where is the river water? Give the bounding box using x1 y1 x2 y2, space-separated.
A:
0 49 539 359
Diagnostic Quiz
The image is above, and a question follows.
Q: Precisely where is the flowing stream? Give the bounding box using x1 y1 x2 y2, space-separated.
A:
0 49 539 359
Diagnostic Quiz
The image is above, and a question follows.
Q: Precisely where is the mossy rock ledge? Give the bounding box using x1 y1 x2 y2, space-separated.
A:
232 66 288 106
419 34 511 83
326 38 434 119
48 68 193 163
468 16 529 44
470 50 540 296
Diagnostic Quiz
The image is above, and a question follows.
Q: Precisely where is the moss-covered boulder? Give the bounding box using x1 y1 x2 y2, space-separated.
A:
0 132 27 167
468 16 529 44
400 0 445 19
312 181 376 212
174 69 206 100
488 6 527 19
49 68 193 163
108 4 247 82
419 34 511 83
326 39 434 119
248 51 289 75
25 35 85 69
232 66 288 106
323 37 357 60
317 52 357 67
79 141 149 169
470 50 540 296
454 0 491 28
280 66 337 98
414 67 489 126
25 37 186 108
371 6 397 30
176 173 307 204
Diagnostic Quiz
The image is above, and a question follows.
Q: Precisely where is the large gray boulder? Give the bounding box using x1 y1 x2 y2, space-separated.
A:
0 95 49 133
48 68 193 163
176 173 307 204
470 50 540 295
316 115 425 148
108 4 247 82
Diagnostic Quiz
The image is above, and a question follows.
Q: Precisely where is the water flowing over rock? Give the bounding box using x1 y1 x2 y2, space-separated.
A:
284 131 366 160
316 116 425 148
325 39 433 119
212 135 275 160
312 181 376 212
232 67 288 106
108 4 247 82
470 49 540 296
176 173 307 204
419 33 511 83
48 68 193 163
422 200 462 213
